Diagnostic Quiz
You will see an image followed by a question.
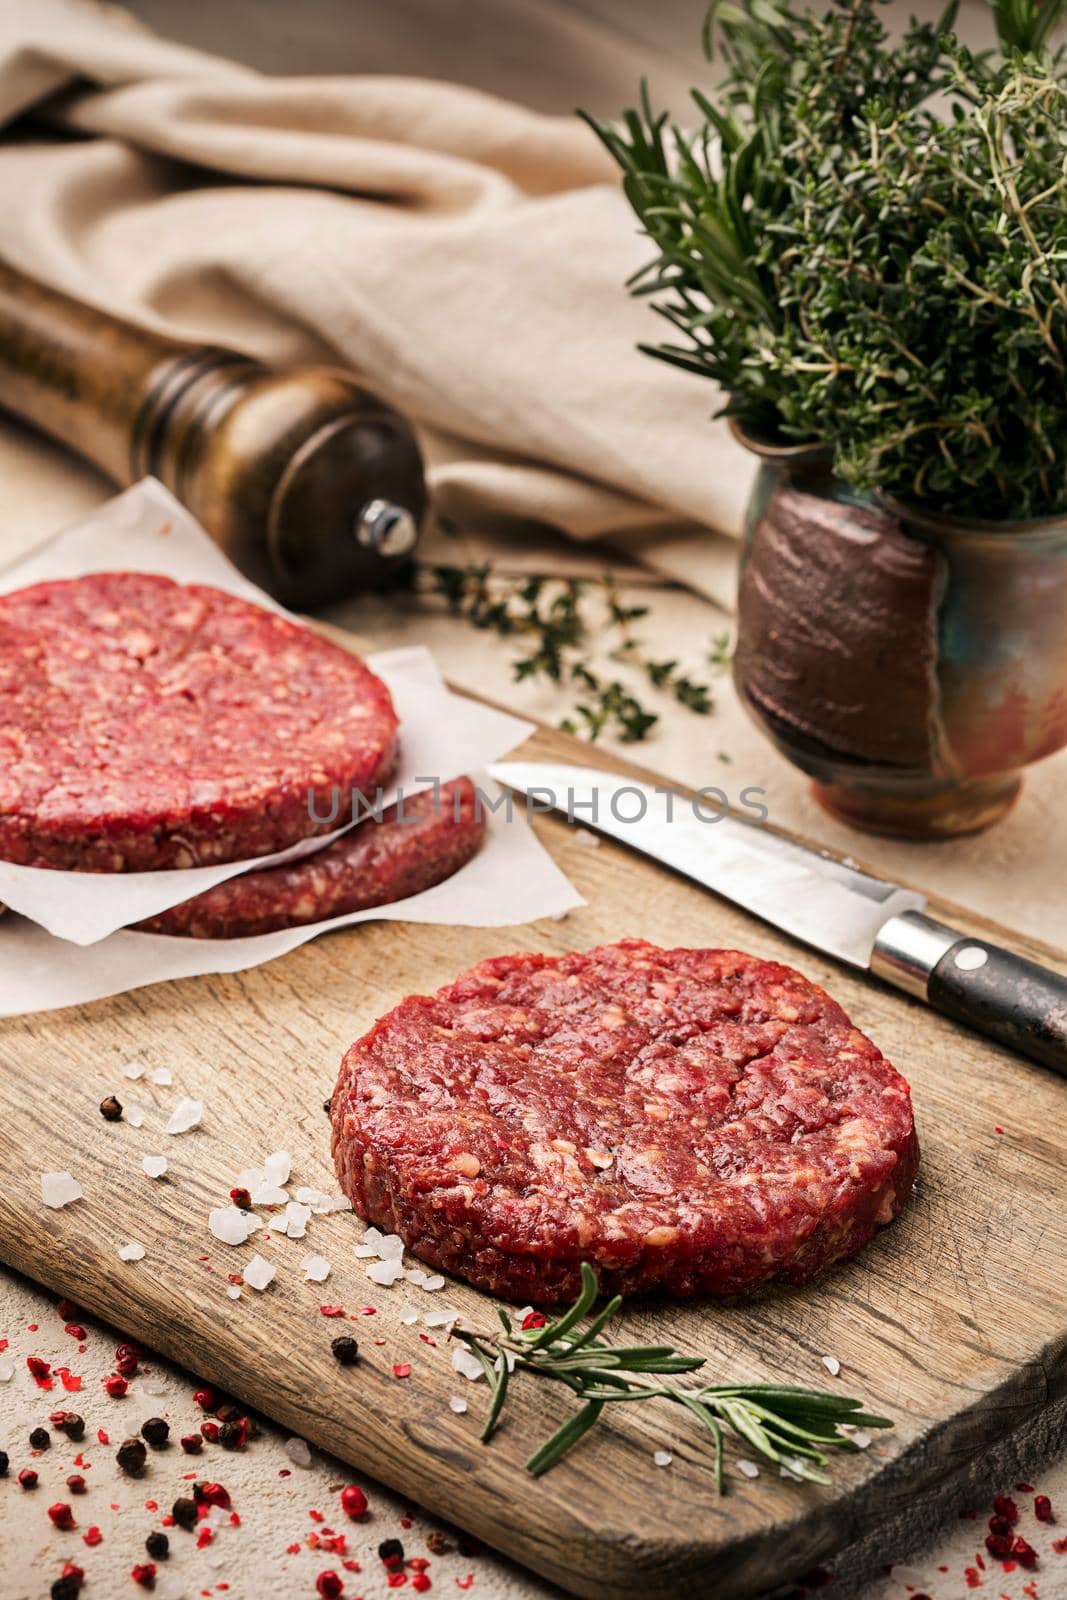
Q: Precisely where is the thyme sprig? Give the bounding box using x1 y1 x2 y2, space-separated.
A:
584 0 1067 520
421 559 726 744
453 1264 891 1485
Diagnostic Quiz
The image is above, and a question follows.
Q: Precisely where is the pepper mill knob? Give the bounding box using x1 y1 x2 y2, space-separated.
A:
0 259 427 610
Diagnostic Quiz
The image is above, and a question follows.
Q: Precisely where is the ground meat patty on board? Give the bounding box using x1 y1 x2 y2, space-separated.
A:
331 940 919 1304
139 777 484 938
0 572 398 871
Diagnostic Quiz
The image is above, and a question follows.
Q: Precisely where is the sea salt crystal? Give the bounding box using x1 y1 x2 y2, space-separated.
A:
284 1437 312 1469
850 1430 872 1450
736 1459 760 1479
448 1395 468 1414
353 1243 379 1259
422 1275 445 1292
377 1233 404 1261
325 1194 352 1212
452 1346 486 1382
0 1358 14 1382
268 1213 290 1232
399 1306 420 1326
300 1253 331 1284
821 1354 841 1378
405 1268 427 1285
283 1202 311 1239
122 1061 146 1079
264 1150 292 1185
779 1458 807 1481
41 1172 83 1209
294 1186 332 1212
209 1206 261 1246
125 1104 146 1129
142 1155 168 1179
118 1241 146 1262
149 1067 173 1086
227 1286 241 1300
424 1309 460 1329
250 1183 288 1206
165 1098 202 1135
889 1566 927 1590
243 1254 276 1291
366 1258 405 1287
653 1450 673 1468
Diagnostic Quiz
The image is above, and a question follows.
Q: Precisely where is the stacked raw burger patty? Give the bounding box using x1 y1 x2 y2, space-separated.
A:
140 777 484 939
0 572 399 871
0 572 485 934
332 939 919 1304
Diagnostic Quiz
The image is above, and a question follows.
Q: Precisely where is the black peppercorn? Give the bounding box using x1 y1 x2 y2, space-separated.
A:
99 1094 123 1121
215 1402 239 1423
218 1420 243 1450
140 1418 169 1449
456 1531 483 1557
29 1427 50 1450
145 1531 169 1560
0 1449 8 1477
59 1413 85 1442
171 1496 198 1531
323 1097 332 1114
116 1437 148 1476
51 1577 82 1600
331 1335 359 1366
378 1538 405 1566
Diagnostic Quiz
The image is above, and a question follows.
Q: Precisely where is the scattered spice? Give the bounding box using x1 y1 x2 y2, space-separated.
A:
0 1451 7 1477
219 1420 245 1451
104 1374 129 1399
18 1467 39 1489
171 1497 198 1531
393 1363 412 1380
130 1562 156 1589
379 1539 405 1567
48 1503 76 1530
341 1485 368 1520
229 1187 253 1210
426 1532 452 1556
331 1336 360 1366
145 1531 169 1561
197 1481 231 1508
114 1343 141 1377
1036 1494 1055 1523
27 1355 51 1383
140 1418 169 1449
30 1426 51 1450
57 1413 85 1442
116 1437 148 1477
316 1575 344 1600
66 1475 87 1495
64 1324 87 1342
50 1575 82 1600
82 1526 103 1548
99 1095 123 1122
180 1433 203 1455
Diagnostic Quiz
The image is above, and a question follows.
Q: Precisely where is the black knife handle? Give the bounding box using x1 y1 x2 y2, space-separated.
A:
928 938 1067 1074
871 910 1067 1076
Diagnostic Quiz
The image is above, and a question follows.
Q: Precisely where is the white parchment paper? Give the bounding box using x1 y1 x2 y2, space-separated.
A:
0 479 564 945
0 770 583 1017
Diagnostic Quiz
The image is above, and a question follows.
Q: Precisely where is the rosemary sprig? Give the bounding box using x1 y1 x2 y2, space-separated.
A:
419 557 726 744
452 1264 891 1485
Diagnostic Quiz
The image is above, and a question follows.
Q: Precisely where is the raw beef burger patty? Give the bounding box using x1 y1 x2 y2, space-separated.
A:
0 572 398 871
331 939 919 1304
139 777 484 938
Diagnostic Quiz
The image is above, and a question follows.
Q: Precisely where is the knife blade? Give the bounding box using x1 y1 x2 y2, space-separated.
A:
489 760 1067 1076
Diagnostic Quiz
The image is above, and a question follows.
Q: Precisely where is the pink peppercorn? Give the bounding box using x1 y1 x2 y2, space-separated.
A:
48 1503 75 1529
104 1374 128 1399
1036 1494 1055 1524
340 1485 368 1520
316 1575 344 1600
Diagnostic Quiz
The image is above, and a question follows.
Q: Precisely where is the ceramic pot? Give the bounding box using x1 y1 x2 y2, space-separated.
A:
731 423 1067 838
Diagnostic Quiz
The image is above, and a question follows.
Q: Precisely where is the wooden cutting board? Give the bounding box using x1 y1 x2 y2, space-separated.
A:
1 719 1065 1600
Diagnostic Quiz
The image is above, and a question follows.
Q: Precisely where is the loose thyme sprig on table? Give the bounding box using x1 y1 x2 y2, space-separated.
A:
419 550 728 744
453 1264 891 1485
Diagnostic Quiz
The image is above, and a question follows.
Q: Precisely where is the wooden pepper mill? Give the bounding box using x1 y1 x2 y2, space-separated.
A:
0 258 427 609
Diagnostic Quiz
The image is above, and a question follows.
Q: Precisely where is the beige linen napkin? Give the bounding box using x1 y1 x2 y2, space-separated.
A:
0 0 752 611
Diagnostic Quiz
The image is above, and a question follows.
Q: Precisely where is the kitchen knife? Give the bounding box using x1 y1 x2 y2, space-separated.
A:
488 760 1067 1076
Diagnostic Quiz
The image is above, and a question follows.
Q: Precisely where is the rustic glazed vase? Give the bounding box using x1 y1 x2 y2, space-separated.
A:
731 423 1067 839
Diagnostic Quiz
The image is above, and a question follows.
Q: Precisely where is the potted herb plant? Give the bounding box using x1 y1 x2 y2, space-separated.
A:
587 0 1067 837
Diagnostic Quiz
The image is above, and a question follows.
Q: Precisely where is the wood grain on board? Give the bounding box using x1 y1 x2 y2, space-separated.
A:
0 719 1065 1600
